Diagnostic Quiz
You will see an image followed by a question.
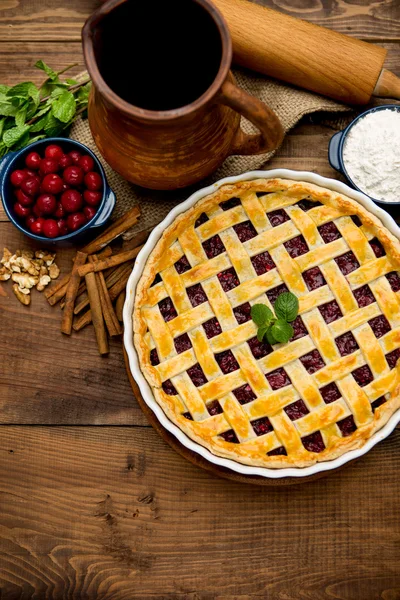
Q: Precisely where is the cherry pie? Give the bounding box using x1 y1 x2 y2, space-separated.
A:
134 179 400 468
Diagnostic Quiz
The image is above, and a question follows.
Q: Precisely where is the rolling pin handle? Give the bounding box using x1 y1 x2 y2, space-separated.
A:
328 131 344 173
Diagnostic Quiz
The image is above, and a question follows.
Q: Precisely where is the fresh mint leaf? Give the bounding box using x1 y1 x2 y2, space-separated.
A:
44 113 66 136
35 60 58 81
51 90 76 123
29 113 50 133
15 106 27 127
3 124 30 147
271 319 294 344
13 131 31 150
0 118 4 138
251 304 274 327
274 292 299 322
257 324 270 343
0 101 17 117
0 85 10 94
7 82 39 106
266 326 278 346
27 134 46 145
65 78 79 86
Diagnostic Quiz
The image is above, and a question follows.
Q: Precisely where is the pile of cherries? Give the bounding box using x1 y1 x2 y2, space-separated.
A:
10 144 103 238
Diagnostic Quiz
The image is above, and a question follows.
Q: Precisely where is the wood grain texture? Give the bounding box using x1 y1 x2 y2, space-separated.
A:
0 425 400 599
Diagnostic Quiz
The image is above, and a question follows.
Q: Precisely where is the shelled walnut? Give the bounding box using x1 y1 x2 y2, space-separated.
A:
1 247 60 305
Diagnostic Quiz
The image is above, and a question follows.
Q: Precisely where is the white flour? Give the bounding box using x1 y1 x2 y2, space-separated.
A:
342 108 400 203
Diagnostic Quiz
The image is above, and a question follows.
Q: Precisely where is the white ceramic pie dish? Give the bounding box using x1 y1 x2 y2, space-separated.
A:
123 169 400 479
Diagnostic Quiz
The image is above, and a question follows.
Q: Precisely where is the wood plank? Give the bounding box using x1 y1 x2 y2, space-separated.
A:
0 223 147 426
0 425 399 599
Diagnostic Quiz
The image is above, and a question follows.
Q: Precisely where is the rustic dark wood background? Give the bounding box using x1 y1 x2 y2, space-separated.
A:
0 1 400 599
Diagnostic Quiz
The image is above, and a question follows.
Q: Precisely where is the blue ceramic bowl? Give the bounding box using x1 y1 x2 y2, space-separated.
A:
328 104 400 211
0 137 116 244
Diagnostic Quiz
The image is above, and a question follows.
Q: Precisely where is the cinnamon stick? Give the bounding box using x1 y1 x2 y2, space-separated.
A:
85 271 109 355
73 262 133 314
115 290 126 322
78 246 143 277
89 255 122 337
61 251 88 335
81 206 140 255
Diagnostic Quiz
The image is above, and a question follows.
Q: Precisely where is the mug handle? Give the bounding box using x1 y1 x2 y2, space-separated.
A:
218 80 284 156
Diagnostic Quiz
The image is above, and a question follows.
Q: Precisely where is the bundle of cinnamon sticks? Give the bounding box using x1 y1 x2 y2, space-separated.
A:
45 206 145 355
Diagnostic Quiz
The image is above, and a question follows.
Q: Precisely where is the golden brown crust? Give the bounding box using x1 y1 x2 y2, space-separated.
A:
133 178 400 468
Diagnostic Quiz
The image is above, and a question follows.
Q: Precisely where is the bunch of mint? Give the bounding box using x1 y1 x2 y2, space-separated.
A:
251 292 299 345
0 60 91 158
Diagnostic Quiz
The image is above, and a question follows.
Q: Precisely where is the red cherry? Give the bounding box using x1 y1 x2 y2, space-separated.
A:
57 218 69 236
63 165 84 186
30 217 45 235
10 169 28 187
21 177 41 197
59 154 73 169
61 189 83 213
83 205 97 220
54 201 66 218
25 151 41 170
45 144 63 161
79 155 95 173
14 202 31 218
84 171 102 191
40 158 59 175
67 212 87 232
25 215 36 229
15 188 34 206
68 150 82 165
36 193 57 215
32 203 43 217
41 173 63 195
83 190 102 206
24 169 37 178
42 219 59 238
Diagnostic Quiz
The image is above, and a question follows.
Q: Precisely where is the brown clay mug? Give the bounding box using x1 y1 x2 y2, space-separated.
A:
82 0 284 190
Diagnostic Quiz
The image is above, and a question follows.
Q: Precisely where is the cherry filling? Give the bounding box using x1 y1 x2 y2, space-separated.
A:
187 283 208 307
353 285 375 308
183 411 193 420
267 283 289 304
319 299 342 324
284 235 309 258
174 333 192 354
267 209 289 227
162 380 178 395
202 234 225 258
218 267 240 292
251 416 273 436
232 383 256 405
206 400 223 415
151 273 162 287
251 251 276 276
386 272 400 292
233 302 252 324
352 364 373 387
215 350 239 374
187 363 208 387
219 429 239 443
202 317 222 339
337 415 357 437
302 431 325 453
195 212 209 227
369 237 385 257
369 315 391 338
248 336 273 359
371 396 387 412
174 255 191 274
268 446 287 456
318 221 342 243
292 316 308 340
284 399 309 420
233 220 257 242
266 367 291 390
220 197 241 210
335 251 360 276
150 348 160 366
386 348 400 369
320 382 341 404
297 199 321 211
303 266 326 291
159 297 178 322
351 215 362 227
335 331 359 357
300 349 325 374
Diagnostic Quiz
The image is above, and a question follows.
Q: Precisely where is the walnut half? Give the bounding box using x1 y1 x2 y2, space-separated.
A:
12 284 30 305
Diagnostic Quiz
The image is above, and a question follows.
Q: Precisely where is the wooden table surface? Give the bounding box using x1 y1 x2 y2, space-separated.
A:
1 1 400 599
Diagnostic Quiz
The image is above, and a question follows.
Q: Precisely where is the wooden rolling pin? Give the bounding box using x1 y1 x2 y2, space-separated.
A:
213 0 400 105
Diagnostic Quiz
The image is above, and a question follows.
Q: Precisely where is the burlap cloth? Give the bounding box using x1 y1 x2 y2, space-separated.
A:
70 68 351 239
